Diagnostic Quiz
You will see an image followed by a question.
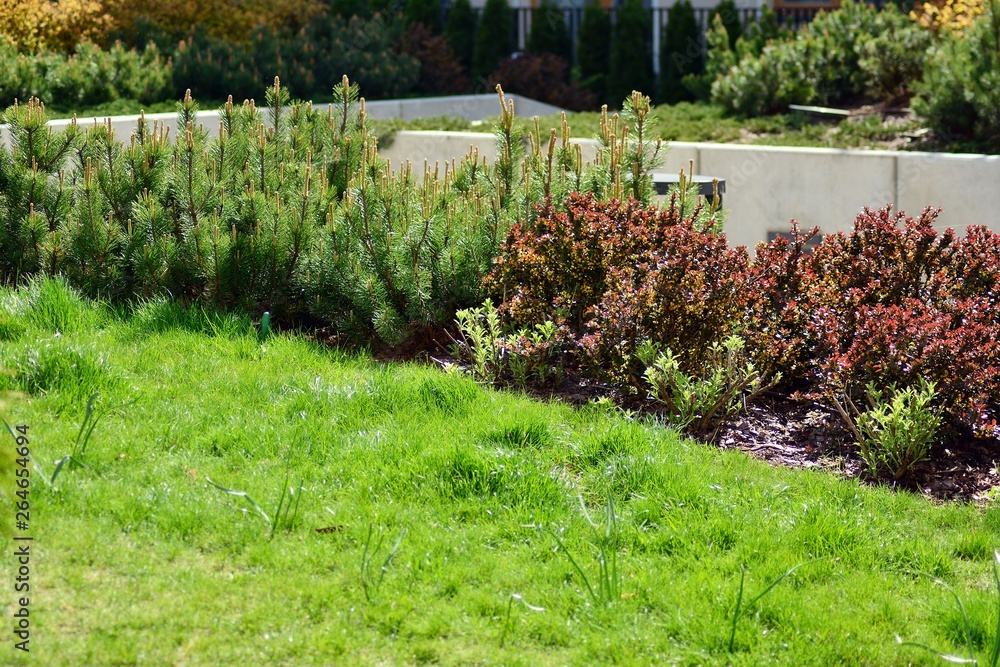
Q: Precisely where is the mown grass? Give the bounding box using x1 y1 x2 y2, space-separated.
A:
1 278 999 665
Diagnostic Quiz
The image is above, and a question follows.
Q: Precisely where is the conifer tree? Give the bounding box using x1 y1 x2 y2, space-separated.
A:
712 0 743 50
528 0 572 64
472 0 514 82
658 0 702 104
577 0 612 102
445 0 478 71
404 0 443 33
609 0 653 106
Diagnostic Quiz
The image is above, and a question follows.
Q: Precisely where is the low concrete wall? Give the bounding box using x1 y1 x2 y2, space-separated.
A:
0 93 564 150
383 131 1000 248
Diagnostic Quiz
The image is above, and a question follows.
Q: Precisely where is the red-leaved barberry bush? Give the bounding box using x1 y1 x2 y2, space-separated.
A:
489 195 1000 442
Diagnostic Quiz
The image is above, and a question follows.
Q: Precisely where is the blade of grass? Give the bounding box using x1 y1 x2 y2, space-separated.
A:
895 637 977 664
729 561 815 652
728 566 747 652
205 477 271 523
269 477 289 540
377 528 406 591
500 593 545 647
549 527 598 605
50 455 72 486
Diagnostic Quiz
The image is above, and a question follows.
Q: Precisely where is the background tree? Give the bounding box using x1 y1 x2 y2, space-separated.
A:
712 0 744 50
404 0 443 33
528 0 572 63
473 0 514 82
445 0 478 71
577 0 612 103
609 0 653 106
658 0 702 103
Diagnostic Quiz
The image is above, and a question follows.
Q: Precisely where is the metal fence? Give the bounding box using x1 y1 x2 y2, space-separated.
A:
503 5 824 72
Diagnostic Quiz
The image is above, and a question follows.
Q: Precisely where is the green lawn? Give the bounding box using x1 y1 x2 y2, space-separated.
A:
1 279 999 665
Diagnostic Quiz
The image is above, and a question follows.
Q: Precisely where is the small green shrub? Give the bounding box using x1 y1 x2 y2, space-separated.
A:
640 335 775 435
453 299 560 389
832 380 941 480
453 299 505 385
856 10 931 102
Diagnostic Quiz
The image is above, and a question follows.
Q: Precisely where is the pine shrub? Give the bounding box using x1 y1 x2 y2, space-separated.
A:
712 1 930 115
0 38 172 112
0 81 666 345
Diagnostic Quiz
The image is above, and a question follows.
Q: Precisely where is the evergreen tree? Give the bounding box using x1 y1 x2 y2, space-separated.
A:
472 0 514 82
741 3 789 57
609 0 653 106
328 0 373 18
528 0 572 64
658 0 702 104
445 0 478 71
577 0 612 103
712 0 743 50
404 0 443 33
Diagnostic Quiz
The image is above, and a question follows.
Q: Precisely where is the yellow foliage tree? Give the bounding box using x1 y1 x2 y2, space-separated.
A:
910 0 985 34
106 0 324 42
0 0 115 52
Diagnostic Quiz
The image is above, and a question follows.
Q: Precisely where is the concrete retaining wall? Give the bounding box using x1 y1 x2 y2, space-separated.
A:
0 93 564 150
382 131 1000 248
